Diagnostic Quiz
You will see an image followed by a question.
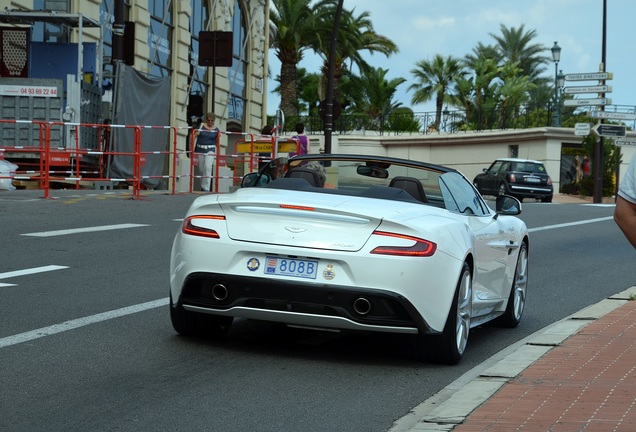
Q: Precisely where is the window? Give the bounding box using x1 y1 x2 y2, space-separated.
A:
509 145 519 158
440 172 490 216
148 0 173 78
228 1 248 124
32 0 69 43
488 160 503 174
189 0 209 97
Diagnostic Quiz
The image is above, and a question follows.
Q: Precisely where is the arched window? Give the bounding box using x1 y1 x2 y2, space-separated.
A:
148 0 173 78
228 1 248 125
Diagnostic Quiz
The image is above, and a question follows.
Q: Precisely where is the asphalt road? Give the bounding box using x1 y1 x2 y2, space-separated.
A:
0 189 633 432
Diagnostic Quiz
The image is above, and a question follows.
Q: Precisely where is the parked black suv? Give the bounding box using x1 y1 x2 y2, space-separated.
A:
473 158 553 202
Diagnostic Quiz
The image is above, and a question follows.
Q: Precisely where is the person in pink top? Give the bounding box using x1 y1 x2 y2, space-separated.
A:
290 123 308 157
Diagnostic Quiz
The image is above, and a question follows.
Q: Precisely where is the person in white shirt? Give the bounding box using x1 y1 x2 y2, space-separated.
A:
614 152 636 248
194 113 219 192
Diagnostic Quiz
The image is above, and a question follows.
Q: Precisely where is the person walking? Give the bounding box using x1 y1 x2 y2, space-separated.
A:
614 151 636 248
290 122 308 157
194 113 219 192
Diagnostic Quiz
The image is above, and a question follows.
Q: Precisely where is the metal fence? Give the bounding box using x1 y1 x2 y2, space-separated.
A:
270 104 636 137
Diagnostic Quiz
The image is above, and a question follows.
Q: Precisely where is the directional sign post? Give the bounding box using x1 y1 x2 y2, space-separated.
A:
592 124 626 138
563 98 611 107
574 123 591 136
615 139 636 147
563 85 612 95
564 72 613 81
587 111 636 121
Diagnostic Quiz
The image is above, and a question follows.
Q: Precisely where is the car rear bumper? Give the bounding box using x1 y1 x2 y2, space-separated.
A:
174 272 434 335
509 184 553 198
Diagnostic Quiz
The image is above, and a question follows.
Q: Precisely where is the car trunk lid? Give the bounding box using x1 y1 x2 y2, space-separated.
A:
217 189 402 251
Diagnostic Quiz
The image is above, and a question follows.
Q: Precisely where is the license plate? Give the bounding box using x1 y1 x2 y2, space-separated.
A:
525 177 540 183
265 256 318 279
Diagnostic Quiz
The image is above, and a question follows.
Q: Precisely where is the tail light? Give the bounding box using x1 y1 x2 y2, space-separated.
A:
509 174 517 183
370 231 437 257
183 215 225 238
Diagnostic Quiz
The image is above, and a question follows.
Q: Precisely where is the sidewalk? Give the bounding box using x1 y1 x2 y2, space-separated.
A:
552 193 616 204
398 286 636 432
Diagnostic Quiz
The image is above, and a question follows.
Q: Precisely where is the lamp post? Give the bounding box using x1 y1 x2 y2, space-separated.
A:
551 41 562 126
557 69 565 125
442 107 449 132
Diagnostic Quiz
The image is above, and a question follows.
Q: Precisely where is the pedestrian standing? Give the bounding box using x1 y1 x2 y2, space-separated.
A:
290 122 308 157
194 113 219 192
614 151 636 248
581 155 591 178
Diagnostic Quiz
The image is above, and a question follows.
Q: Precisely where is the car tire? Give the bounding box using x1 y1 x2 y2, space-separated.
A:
412 262 472 364
498 183 507 196
170 293 233 338
541 195 553 203
494 241 528 328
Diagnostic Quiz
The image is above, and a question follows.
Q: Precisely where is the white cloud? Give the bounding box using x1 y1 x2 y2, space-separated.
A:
411 16 455 31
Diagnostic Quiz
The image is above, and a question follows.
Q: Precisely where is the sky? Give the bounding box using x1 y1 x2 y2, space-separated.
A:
265 0 636 120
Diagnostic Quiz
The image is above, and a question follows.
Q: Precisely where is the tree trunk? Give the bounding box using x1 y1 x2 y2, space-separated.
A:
280 60 298 117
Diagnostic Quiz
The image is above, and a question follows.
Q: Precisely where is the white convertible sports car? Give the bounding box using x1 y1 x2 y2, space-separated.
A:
170 154 529 364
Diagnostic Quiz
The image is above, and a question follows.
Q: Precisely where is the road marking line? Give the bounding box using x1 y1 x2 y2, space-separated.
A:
528 216 614 233
0 298 168 349
0 265 69 280
21 223 150 237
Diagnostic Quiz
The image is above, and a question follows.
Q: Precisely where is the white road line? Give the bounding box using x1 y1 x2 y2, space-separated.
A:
21 223 150 237
0 265 69 281
0 298 168 349
528 216 614 233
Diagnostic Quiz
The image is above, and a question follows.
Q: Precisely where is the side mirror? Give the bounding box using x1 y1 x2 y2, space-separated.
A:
241 172 271 188
496 195 522 215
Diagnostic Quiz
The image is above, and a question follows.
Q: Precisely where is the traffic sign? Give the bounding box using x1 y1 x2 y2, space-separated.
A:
563 85 612 94
587 111 636 121
563 98 611 107
592 124 626 137
574 123 591 136
564 72 613 81
615 139 636 147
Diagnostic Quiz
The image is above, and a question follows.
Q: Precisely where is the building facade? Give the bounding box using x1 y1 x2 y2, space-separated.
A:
1 0 269 158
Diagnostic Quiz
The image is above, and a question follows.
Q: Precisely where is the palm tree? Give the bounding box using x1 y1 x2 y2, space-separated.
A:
409 54 465 129
344 66 406 124
272 67 321 116
270 0 327 116
496 61 536 128
464 43 501 71
313 5 399 108
490 24 549 83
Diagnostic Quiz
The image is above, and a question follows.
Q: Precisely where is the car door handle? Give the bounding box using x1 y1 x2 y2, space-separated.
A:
506 241 519 254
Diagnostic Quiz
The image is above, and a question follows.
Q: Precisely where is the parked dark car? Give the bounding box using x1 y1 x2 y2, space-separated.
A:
473 158 553 202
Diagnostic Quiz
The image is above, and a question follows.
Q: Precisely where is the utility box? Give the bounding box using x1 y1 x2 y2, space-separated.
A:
0 77 63 148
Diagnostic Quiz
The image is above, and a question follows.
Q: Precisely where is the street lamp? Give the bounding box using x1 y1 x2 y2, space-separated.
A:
551 41 562 126
557 69 565 125
442 107 450 132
